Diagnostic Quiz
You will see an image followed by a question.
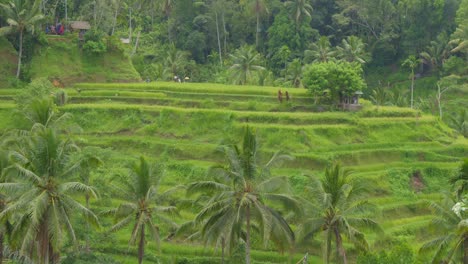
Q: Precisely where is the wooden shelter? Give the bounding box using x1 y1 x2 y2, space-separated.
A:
69 21 91 31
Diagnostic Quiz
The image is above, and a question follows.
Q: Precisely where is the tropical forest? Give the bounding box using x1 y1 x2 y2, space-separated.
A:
0 0 467 263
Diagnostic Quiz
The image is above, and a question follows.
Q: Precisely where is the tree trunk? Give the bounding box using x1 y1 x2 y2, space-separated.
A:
221 236 225 264
0 230 3 264
410 73 414 109
39 219 49 264
245 206 251 264
333 227 347 264
16 29 23 78
255 12 260 48
215 12 222 64
129 7 132 42
222 12 227 54
111 1 120 36
138 224 145 264
85 193 90 252
464 236 468 264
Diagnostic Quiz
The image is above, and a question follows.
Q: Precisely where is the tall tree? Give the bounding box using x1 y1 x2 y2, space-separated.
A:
0 126 98 264
297 163 381 264
304 36 336 63
0 0 44 78
284 0 312 31
107 156 177 264
336 36 369 64
187 127 299 264
421 196 468 263
228 45 264 85
401 55 420 109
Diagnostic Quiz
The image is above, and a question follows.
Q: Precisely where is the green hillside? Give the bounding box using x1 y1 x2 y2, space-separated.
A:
0 37 17 87
0 82 466 263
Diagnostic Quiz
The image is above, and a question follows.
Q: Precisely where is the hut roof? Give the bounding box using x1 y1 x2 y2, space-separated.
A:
69 21 91 30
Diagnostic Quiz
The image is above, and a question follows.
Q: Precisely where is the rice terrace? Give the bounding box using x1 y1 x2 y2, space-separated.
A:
0 0 467 263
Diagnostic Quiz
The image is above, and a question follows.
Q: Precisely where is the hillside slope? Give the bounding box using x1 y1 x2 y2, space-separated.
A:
4 35 141 86
0 37 17 87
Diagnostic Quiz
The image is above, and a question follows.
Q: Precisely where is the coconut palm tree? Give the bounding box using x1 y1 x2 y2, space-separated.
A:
163 44 190 80
297 163 381 264
0 125 98 264
285 58 303 88
304 36 336 63
419 34 452 73
420 195 468 263
450 21 468 55
450 159 468 200
336 36 369 64
187 127 299 264
402 55 420 109
107 156 177 264
284 0 312 30
229 45 265 85
247 0 268 48
0 0 44 78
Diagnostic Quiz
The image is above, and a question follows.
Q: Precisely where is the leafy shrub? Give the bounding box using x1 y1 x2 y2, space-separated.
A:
83 40 107 54
55 89 68 106
14 78 54 107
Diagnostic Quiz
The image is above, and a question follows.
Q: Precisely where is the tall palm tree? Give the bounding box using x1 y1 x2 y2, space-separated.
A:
336 36 369 64
449 21 468 55
0 125 98 264
284 0 312 30
248 0 268 48
187 127 299 264
419 34 452 73
297 163 381 264
107 156 177 264
402 55 420 109
229 45 265 85
420 196 468 263
0 0 44 78
304 36 336 63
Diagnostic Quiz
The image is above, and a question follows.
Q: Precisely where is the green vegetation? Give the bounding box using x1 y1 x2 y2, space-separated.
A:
0 80 466 263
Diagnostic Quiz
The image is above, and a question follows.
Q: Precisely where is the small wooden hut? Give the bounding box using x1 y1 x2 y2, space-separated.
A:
69 21 91 40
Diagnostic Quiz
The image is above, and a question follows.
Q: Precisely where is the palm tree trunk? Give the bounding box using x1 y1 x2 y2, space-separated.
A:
16 29 23 78
222 12 227 54
221 236 225 264
255 11 260 48
410 72 414 109
85 193 90 252
215 12 222 64
111 1 120 36
333 227 347 264
245 206 251 264
138 224 145 264
39 219 49 264
464 235 468 264
0 231 3 264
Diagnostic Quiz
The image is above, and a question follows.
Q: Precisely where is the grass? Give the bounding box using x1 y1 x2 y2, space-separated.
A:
29 35 140 85
0 79 466 263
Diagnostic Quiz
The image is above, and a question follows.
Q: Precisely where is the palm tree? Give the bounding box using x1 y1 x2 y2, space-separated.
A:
229 45 265 85
107 156 177 264
450 159 468 199
420 196 468 263
419 34 452 73
0 125 98 264
304 36 336 63
449 21 468 55
336 36 369 64
0 149 10 264
297 163 381 264
448 109 467 137
0 0 44 78
402 55 420 109
187 127 299 264
163 44 190 80
284 0 312 30
248 0 268 48
285 58 303 88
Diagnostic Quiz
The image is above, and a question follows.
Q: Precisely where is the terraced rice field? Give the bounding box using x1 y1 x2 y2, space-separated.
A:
0 82 466 263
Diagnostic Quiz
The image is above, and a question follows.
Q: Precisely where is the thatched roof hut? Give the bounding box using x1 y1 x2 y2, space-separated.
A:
69 21 91 31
